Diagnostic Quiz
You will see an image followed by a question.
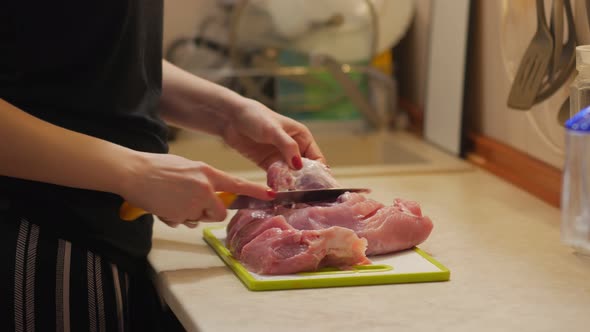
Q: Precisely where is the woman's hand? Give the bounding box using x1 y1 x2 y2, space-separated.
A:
222 99 325 170
159 61 326 170
120 152 274 228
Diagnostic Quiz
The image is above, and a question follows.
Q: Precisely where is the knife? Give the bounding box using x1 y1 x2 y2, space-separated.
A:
119 188 370 221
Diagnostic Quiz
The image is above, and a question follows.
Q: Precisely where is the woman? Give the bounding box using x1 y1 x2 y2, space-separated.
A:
0 1 324 331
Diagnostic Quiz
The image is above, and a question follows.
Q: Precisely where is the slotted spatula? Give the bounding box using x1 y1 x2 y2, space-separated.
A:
536 0 575 104
549 0 564 79
507 0 554 110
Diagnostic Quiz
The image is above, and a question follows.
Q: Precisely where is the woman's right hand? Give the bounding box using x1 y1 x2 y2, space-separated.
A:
0 98 273 228
119 152 274 228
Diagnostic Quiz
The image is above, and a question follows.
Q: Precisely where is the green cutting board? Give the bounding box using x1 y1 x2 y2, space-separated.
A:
204 226 450 291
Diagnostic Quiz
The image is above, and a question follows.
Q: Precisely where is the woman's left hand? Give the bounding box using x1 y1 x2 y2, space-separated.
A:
159 61 325 170
222 99 325 170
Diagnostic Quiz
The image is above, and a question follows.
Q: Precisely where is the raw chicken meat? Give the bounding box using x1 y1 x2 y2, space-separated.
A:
276 193 433 255
267 158 339 191
226 158 434 275
227 212 369 274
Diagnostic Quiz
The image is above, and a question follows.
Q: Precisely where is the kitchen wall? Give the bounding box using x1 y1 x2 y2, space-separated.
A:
395 0 432 109
464 0 590 169
163 0 223 53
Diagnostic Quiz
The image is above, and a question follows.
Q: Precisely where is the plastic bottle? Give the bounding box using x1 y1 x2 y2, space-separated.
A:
569 45 590 119
562 46 590 255
562 107 590 255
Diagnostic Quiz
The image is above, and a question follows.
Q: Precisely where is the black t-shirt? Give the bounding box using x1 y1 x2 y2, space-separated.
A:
0 1 168 272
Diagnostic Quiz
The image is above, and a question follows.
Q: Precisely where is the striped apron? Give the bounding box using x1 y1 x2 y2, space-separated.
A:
0 211 180 331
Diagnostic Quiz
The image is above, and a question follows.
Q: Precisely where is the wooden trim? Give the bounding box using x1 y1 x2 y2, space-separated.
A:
398 97 424 136
466 133 562 208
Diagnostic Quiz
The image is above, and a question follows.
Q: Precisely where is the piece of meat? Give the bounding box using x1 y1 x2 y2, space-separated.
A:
226 157 434 275
276 192 384 231
226 209 276 254
356 198 433 255
239 226 370 275
226 209 370 274
267 158 339 191
276 193 433 255
227 214 292 259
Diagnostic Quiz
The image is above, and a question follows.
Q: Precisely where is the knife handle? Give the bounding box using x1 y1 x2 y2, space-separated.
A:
119 192 238 221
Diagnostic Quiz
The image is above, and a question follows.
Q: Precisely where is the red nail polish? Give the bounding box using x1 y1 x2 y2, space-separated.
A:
267 189 277 198
292 156 303 170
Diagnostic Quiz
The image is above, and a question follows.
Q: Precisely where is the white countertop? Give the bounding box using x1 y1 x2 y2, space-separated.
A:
168 130 472 180
149 168 590 332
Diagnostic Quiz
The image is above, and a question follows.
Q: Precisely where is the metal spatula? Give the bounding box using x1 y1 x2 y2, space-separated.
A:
535 0 575 104
507 0 554 110
549 0 564 79
557 97 570 126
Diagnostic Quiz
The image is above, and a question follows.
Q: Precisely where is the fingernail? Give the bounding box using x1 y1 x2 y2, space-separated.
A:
292 156 303 170
267 189 277 198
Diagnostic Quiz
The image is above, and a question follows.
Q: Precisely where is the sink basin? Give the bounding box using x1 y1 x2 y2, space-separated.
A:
168 128 472 180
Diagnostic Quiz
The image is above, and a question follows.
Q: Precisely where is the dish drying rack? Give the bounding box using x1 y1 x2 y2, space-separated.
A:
166 0 400 133
193 60 399 132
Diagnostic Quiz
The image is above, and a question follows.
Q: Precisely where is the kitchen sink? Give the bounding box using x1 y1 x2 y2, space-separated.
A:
168 127 472 180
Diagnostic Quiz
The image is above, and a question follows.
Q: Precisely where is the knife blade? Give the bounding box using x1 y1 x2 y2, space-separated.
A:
228 188 370 209
119 188 370 221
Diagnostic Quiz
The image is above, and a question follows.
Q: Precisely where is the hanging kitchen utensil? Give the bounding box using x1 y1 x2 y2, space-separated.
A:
535 0 576 104
557 96 570 126
507 0 554 110
549 0 564 79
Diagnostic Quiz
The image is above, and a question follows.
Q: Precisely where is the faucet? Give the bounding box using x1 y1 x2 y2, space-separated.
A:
311 54 388 131
191 52 396 131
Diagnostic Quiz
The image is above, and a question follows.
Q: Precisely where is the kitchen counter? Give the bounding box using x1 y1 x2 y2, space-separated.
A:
168 130 472 178
149 168 590 332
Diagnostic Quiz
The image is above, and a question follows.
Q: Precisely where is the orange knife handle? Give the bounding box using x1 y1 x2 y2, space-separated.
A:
217 191 238 208
119 201 148 221
119 192 238 222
